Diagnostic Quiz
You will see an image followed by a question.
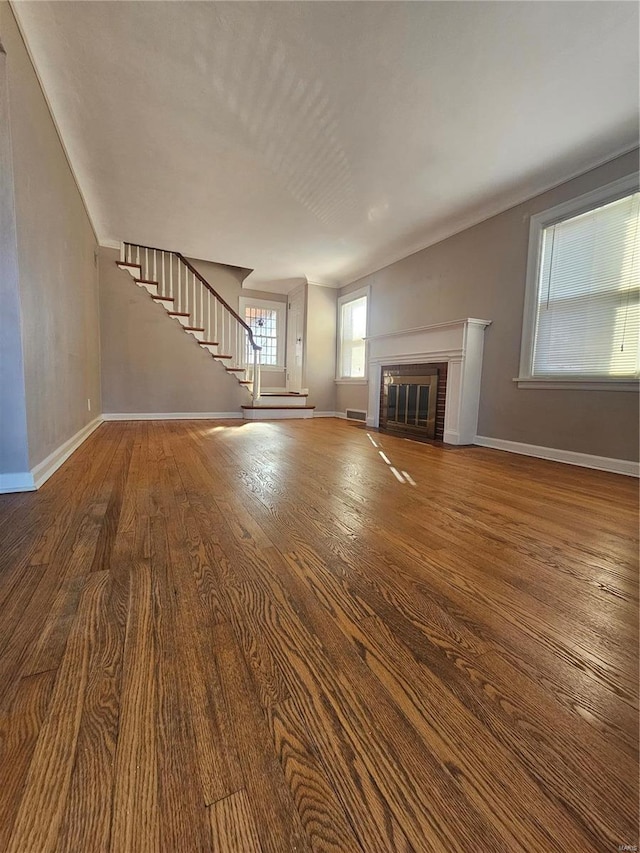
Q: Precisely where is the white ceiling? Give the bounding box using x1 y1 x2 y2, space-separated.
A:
12 1 639 290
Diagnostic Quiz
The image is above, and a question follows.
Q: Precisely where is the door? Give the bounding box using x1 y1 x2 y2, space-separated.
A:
286 284 306 392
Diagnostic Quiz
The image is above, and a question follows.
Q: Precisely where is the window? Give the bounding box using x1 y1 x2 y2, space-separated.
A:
517 175 640 390
239 297 285 368
337 287 369 380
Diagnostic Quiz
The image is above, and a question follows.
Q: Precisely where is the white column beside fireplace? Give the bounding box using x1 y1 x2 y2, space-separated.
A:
366 318 491 445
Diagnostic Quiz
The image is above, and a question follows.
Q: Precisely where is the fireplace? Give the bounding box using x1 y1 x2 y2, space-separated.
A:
380 363 447 441
366 319 491 445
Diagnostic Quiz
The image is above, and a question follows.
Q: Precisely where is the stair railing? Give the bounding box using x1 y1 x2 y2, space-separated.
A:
121 242 261 402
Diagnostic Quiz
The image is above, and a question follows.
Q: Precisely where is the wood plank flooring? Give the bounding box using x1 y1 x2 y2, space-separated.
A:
0 418 637 852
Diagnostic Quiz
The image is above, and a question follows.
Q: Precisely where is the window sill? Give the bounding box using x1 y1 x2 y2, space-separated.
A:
514 377 639 392
335 378 368 385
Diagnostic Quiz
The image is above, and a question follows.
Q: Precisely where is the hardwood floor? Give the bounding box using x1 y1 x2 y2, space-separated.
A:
0 418 637 852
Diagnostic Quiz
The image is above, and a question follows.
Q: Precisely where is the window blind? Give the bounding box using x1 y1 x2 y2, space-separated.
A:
532 191 640 378
340 296 367 378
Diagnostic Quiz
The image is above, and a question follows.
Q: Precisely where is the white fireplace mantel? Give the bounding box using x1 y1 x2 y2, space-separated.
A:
365 318 491 445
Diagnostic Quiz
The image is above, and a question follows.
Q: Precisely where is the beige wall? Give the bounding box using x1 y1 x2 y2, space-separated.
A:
339 149 639 461
336 383 368 417
99 248 248 414
189 258 287 390
1 2 101 469
305 284 337 413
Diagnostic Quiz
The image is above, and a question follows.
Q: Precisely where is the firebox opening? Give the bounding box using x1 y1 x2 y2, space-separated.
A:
380 364 446 442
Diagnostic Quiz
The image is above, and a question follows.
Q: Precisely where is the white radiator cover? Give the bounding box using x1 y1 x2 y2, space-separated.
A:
366 318 491 445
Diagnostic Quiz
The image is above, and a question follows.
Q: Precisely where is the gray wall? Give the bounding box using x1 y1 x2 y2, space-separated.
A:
339 149 639 461
1 2 101 469
99 248 248 414
0 42 29 476
305 284 337 412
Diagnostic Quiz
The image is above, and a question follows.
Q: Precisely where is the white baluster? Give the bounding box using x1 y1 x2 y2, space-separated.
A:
136 245 140 266
207 292 211 341
214 299 218 343
153 250 157 283
169 254 173 301
193 273 197 325
120 242 125 262
145 248 148 279
200 284 203 333
253 347 260 402
177 261 181 314
161 252 165 297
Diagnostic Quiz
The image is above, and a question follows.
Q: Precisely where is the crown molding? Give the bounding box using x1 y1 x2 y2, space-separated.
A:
307 278 340 289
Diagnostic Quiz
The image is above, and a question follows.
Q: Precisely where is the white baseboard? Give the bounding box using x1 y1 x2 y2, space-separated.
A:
474 435 639 477
31 417 103 490
314 412 367 420
102 412 243 421
0 471 36 494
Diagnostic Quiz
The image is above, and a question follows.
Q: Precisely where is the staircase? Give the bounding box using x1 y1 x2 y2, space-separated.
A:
117 243 316 419
118 242 262 404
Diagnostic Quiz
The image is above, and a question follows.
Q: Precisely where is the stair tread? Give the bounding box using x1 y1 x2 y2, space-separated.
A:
184 326 205 331
214 355 233 360
169 311 190 317
242 404 316 409
226 368 246 372
117 262 141 269
134 279 159 285
261 392 309 397
199 341 219 346
153 295 174 302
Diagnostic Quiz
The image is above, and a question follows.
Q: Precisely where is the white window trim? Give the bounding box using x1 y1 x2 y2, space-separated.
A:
515 173 640 392
336 285 370 382
239 296 286 370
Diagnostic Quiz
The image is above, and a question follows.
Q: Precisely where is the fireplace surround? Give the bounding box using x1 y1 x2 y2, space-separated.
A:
366 318 491 445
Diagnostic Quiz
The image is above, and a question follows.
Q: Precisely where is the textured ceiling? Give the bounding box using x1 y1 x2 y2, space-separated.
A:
12 1 639 289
